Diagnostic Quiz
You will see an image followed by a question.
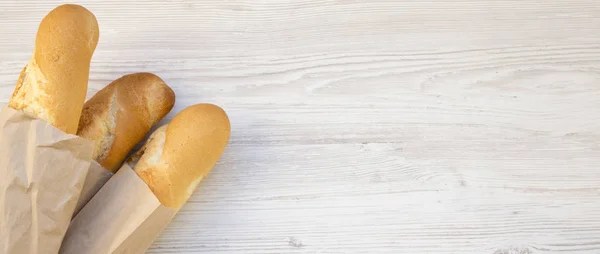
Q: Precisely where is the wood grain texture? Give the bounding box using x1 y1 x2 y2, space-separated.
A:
1 0 600 253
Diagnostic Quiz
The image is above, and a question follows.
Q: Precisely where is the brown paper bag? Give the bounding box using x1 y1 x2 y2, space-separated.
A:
73 161 113 217
59 164 177 254
0 106 93 254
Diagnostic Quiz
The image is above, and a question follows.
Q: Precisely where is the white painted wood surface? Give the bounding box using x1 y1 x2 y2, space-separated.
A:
1 0 600 253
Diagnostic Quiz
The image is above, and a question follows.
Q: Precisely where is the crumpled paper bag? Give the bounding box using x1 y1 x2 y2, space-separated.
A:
0 106 93 254
60 164 177 254
73 161 113 217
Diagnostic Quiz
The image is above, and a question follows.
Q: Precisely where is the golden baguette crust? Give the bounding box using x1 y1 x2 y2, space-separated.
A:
9 4 99 134
128 104 231 209
77 73 175 173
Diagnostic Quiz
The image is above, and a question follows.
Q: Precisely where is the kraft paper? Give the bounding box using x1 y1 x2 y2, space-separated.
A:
73 161 113 217
0 106 93 254
60 164 177 254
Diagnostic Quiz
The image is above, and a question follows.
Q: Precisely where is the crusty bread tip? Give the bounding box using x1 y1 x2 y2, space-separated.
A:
127 104 231 209
77 73 176 173
8 4 99 134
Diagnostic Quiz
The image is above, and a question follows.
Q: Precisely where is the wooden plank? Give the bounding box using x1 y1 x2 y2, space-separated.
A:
0 0 599 253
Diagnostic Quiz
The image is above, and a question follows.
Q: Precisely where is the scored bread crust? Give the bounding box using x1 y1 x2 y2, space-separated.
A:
9 4 99 134
128 104 231 209
77 73 175 173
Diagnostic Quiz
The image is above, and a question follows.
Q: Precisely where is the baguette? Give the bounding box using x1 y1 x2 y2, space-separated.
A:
8 4 99 134
126 104 231 209
77 73 175 172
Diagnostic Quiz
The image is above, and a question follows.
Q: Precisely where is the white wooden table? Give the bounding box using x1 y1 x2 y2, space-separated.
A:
2 1 600 253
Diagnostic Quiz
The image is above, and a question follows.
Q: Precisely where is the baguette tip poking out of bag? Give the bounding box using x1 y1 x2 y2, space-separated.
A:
72 72 175 217
60 103 231 253
8 4 99 134
128 103 231 208
0 4 99 254
78 72 176 173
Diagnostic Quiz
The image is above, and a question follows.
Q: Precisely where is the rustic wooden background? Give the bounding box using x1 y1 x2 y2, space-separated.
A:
1 0 600 253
